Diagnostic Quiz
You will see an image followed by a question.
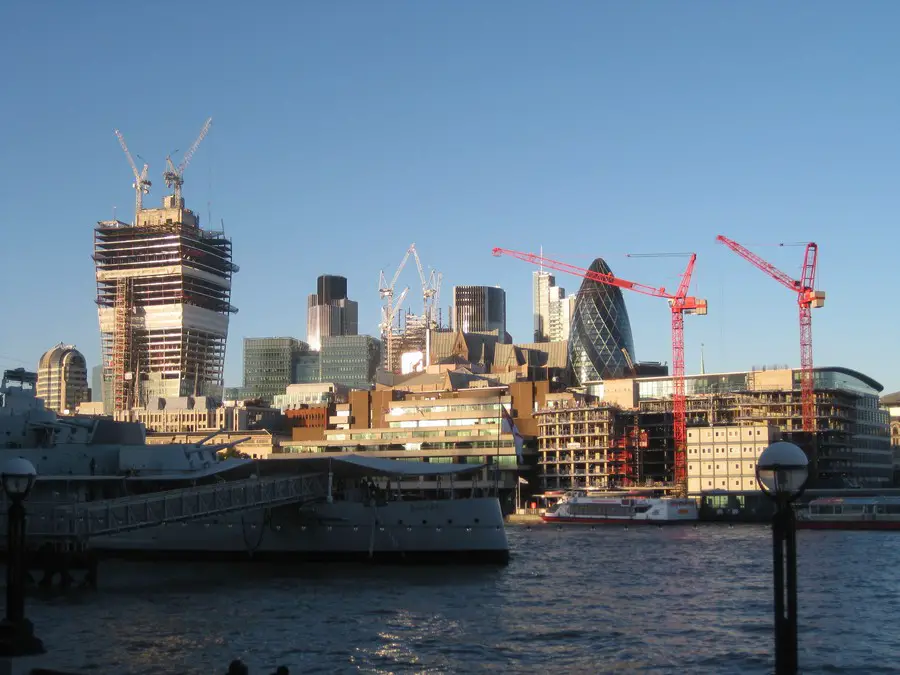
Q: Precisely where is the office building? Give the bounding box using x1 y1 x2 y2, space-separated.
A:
320 335 382 390
568 258 635 383
241 337 309 404
307 274 358 351
533 272 572 343
452 286 507 339
36 344 89 413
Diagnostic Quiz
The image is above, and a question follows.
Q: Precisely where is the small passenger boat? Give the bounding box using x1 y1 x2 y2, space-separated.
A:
796 497 900 530
541 490 698 525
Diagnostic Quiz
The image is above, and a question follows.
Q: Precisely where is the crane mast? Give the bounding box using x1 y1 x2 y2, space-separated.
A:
378 245 415 373
492 247 707 491
114 129 151 225
716 236 825 433
164 117 213 205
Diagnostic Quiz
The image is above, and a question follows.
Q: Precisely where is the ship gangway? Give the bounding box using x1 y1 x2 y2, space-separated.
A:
15 473 327 541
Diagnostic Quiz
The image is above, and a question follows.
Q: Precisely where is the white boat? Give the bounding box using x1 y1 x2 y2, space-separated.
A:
0 370 509 564
796 496 900 531
542 490 698 525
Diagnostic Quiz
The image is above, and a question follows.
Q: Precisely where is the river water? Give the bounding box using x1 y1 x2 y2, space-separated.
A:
20 524 900 674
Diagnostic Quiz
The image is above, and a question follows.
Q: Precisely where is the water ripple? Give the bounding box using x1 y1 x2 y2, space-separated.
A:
17 525 900 673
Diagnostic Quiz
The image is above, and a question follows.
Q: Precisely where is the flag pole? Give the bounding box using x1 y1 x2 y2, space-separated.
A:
516 474 521 514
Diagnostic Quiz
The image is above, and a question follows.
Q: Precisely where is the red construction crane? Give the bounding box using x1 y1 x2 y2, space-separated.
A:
715 236 825 433
492 247 707 490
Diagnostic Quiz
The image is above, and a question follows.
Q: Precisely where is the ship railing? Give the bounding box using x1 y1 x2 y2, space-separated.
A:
5 474 328 541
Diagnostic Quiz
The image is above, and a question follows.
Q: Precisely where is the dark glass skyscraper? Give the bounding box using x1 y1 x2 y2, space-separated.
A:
568 258 636 384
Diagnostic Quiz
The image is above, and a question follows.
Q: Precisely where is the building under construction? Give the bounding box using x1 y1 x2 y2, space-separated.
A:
535 366 892 492
379 243 442 374
96 119 238 412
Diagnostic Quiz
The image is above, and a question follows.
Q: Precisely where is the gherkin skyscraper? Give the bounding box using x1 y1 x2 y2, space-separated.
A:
568 258 635 384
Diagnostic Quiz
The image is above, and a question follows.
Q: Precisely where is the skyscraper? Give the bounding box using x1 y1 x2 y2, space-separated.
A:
307 274 358 351
452 286 507 338
568 258 636 383
94 194 237 411
37 344 89 413
535 271 573 343
533 271 555 342
547 287 576 343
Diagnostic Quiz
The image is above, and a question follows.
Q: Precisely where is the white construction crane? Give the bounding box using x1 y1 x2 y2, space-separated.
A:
379 286 409 356
114 129 151 225
378 245 415 370
164 117 212 205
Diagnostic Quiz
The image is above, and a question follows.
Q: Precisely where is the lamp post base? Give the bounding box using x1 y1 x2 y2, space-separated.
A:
0 618 45 656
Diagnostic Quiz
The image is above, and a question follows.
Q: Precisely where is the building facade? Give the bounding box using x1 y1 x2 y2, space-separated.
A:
453 286 507 339
277 386 538 501
568 258 635 384
319 335 382 390
94 194 237 412
547 287 575 343
532 271 554 342
36 344 89 413
306 274 358 351
535 367 890 492
273 382 348 412
241 337 310 404
533 272 572 343
91 364 104 404
631 367 892 488
686 424 781 494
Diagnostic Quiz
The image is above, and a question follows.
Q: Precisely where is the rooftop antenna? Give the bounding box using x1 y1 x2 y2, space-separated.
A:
700 343 706 375
164 117 213 205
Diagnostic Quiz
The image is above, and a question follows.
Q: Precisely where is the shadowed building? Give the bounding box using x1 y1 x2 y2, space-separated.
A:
452 286 507 340
37 344 89 413
568 258 635 384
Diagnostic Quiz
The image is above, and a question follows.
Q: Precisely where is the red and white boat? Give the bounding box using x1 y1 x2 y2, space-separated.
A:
796 496 900 530
541 491 698 525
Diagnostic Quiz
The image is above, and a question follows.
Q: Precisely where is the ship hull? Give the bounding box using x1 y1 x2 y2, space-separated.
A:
797 520 900 531
541 516 693 525
87 498 510 565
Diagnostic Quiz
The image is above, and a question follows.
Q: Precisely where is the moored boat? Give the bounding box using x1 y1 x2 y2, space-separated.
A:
796 496 900 530
0 369 510 564
541 490 698 525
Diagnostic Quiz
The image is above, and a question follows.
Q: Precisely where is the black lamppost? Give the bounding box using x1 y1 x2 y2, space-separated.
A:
756 441 809 675
0 457 44 656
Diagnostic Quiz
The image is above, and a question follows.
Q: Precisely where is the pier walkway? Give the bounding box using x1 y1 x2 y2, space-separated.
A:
8 473 327 541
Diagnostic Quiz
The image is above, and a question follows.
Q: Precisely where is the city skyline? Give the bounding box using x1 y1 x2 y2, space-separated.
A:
2 3 898 391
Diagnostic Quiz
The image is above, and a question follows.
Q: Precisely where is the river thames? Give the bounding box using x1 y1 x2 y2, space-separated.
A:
18 524 900 674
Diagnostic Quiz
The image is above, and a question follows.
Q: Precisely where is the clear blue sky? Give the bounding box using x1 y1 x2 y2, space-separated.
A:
1 1 897 392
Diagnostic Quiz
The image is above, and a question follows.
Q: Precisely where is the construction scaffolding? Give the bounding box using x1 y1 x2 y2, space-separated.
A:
95 215 238 409
639 387 883 486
